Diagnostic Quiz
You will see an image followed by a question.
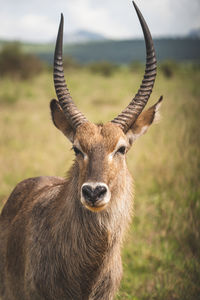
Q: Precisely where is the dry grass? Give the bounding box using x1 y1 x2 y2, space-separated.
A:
0 65 200 299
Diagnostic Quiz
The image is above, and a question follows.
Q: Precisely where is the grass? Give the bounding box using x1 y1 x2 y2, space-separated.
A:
0 65 200 299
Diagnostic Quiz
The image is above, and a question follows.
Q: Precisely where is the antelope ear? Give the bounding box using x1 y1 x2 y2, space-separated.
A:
126 96 163 146
50 99 75 143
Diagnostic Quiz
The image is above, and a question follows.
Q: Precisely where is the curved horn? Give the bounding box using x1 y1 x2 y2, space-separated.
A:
54 14 87 129
112 1 157 132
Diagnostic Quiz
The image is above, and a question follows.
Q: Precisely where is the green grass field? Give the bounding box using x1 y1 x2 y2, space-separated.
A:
0 65 200 299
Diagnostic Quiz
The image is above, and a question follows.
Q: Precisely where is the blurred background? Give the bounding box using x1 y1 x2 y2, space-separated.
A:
0 0 200 299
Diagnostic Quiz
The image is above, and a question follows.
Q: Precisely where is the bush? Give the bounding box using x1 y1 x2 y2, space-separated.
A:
159 60 178 78
0 42 44 79
63 55 81 70
87 61 119 77
129 61 143 73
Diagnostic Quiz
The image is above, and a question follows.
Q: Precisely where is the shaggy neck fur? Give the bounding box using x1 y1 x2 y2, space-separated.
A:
32 161 133 299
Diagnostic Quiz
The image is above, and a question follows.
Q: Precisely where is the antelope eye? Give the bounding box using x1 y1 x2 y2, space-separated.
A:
117 146 126 155
73 146 83 157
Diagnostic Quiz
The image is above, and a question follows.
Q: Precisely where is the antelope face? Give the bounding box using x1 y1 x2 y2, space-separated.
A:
50 2 163 213
73 122 128 212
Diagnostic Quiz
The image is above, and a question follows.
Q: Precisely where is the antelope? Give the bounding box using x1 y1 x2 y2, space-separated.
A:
0 2 163 300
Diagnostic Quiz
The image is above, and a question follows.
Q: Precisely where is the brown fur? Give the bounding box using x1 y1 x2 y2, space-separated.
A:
0 98 162 300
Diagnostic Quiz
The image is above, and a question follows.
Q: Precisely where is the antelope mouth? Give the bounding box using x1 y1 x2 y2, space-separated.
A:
83 202 108 213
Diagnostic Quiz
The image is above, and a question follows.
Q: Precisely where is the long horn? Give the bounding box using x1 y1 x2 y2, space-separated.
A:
111 1 157 132
54 14 87 128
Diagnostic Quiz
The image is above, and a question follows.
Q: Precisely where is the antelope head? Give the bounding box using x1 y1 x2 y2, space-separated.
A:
50 2 163 212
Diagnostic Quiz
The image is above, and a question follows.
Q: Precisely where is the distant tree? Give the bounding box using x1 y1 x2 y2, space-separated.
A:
63 55 81 69
0 42 44 79
160 60 178 78
87 61 119 77
129 61 143 73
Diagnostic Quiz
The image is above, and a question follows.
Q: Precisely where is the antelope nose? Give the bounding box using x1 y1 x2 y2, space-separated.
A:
82 185 107 204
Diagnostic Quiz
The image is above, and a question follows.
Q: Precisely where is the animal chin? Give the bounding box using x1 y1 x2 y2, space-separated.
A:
81 200 108 212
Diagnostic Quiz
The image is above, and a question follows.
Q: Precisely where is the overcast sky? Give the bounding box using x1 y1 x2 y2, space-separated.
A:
0 0 200 42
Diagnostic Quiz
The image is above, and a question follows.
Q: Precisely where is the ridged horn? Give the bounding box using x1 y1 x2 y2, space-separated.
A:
111 1 157 132
53 14 87 129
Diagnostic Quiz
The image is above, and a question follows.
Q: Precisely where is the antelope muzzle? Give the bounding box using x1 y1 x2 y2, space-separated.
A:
81 182 111 212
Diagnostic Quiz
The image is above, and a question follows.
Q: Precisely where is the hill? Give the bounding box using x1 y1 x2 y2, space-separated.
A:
63 38 200 64
64 30 107 44
1 38 200 64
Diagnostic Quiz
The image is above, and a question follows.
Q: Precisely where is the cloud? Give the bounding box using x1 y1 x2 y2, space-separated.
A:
0 0 199 42
66 0 134 38
19 15 57 41
0 14 57 42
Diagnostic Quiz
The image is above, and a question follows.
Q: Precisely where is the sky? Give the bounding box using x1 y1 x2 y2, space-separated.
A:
0 0 200 42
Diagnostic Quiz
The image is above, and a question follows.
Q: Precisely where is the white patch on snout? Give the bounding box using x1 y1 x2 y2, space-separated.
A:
73 140 88 161
81 182 111 209
108 153 113 162
108 137 127 162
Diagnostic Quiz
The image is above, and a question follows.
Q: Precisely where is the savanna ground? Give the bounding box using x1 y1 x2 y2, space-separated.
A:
0 62 200 299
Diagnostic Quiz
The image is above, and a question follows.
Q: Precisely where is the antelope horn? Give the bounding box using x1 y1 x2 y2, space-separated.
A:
53 14 88 129
112 1 157 132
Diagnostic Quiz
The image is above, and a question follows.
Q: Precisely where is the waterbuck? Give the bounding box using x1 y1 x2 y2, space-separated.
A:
0 2 163 300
